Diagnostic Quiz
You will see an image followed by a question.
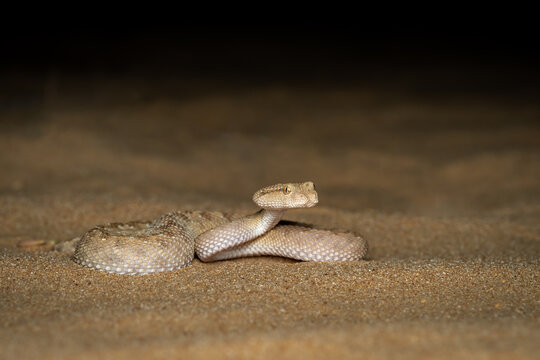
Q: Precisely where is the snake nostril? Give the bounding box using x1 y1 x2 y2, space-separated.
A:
304 181 314 190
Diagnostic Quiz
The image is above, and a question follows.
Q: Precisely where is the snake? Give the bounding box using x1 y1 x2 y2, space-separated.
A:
68 182 368 275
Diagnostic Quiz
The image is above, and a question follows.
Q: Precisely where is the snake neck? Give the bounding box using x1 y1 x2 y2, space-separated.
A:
195 209 284 262
253 209 284 236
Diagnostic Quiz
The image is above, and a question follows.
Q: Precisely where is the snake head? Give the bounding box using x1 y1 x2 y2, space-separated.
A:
252 182 319 209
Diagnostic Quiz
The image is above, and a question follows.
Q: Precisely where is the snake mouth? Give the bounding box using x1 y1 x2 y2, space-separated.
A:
305 192 319 207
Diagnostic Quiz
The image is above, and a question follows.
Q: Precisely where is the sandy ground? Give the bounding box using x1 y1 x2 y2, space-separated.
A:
1 74 539 359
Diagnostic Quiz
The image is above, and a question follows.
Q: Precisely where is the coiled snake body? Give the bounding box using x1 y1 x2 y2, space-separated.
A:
72 182 368 275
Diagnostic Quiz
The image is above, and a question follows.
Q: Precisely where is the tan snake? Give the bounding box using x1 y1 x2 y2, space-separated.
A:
69 182 367 275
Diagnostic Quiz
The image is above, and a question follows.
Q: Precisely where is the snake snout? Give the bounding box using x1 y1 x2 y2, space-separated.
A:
303 191 318 208
301 182 318 207
303 181 315 190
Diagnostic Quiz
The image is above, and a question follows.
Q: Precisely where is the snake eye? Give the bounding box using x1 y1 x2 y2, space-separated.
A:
283 186 292 195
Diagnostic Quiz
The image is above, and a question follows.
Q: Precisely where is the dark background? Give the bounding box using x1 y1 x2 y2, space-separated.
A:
2 21 539 103
1 21 539 212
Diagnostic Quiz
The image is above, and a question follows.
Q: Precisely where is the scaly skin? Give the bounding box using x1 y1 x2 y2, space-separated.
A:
71 182 368 275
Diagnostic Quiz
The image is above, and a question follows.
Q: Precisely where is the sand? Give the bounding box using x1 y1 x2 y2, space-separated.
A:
1 73 539 359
